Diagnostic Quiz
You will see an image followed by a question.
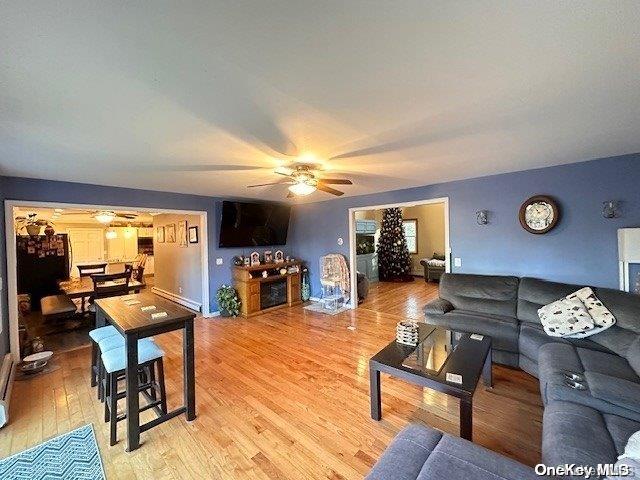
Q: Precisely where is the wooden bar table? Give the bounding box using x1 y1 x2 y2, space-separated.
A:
95 292 196 451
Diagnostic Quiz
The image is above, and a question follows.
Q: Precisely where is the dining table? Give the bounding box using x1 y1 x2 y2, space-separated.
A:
58 276 145 311
94 292 196 451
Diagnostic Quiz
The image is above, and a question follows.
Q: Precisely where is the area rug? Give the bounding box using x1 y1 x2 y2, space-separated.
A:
0 424 105 480
304 302 350 316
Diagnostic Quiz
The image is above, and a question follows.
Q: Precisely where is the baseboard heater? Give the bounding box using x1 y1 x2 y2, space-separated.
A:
0 353 17 428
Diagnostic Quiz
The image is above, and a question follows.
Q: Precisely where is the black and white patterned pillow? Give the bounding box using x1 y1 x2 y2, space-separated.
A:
567 287 616 327
538 297 595 338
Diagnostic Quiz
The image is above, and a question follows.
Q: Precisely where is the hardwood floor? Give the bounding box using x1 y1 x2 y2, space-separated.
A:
2 283 543 479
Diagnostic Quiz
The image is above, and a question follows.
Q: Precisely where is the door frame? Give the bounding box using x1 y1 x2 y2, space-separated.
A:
347 197 450 308
5 199 211 359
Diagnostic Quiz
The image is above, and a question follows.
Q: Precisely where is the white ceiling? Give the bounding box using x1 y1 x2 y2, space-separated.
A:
2 1 639 202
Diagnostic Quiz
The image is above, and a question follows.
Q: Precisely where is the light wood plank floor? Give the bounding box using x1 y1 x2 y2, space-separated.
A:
1 282 543 479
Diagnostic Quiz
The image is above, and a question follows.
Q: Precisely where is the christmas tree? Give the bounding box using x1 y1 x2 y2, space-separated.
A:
377 207 413 281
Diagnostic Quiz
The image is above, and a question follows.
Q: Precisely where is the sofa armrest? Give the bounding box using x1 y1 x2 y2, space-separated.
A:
423 298 453 315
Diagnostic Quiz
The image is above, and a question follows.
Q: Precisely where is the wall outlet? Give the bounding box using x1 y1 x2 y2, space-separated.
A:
454 257 462 267
216 258 223 265
178 286 183 294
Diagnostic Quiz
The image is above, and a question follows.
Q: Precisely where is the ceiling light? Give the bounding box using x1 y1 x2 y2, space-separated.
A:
288 182 316 196
94 211 116 224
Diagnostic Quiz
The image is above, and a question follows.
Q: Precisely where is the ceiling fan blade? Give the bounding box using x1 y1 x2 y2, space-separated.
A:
274 166 294 176
116 214 138 219
316 184 344 196
317 178 353 185
247 181 293 188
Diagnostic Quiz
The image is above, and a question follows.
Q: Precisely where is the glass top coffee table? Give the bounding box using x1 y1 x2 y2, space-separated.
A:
369 323 492 441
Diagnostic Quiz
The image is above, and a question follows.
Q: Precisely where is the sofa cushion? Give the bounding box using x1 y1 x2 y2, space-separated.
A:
439 273 519 318
542 401 638 469
423 298 453 315
366 424 537 480
426 310 519 352
539 343 640 421
517 277 583 324
585 371 640 416
518 322 610 369
627 336 640 378
366 424 442 480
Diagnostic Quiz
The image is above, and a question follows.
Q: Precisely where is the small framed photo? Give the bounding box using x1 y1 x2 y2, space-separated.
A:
178 220 188 247
274 250 284 263
250 251 260 266
243 256 250 266
166 223 176 243
264 250 273 264
156 226 165 243
188 226 199 244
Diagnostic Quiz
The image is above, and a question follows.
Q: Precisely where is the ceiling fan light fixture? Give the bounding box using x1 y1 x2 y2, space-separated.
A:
94 211 116 224
288 182 316 196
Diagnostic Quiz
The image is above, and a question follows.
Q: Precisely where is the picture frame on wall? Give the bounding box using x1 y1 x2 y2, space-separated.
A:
178 220 188 247
188 226 199 244
166 223 176 243
156 226 165 243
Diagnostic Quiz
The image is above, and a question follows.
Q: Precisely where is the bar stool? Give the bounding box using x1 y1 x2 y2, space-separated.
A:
102 341 167 446
89 325 119 387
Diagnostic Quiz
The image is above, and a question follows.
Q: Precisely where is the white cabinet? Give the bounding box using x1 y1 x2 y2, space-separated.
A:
137 227 154 238
106 227 138 261
356 253 378 282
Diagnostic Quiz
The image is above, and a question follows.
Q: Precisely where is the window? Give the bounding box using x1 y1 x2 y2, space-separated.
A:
402 219 418 254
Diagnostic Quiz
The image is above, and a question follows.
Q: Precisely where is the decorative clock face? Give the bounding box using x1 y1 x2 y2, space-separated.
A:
519 196 559 234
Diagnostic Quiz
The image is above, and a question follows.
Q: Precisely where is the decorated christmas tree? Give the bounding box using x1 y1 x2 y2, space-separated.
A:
377 207 412 281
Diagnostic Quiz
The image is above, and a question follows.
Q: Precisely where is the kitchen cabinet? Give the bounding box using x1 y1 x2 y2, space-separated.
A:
355 219 378 234
137 227 154 238
106 227 138 262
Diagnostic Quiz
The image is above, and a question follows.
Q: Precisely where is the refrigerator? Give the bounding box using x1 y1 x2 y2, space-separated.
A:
16 234 72 311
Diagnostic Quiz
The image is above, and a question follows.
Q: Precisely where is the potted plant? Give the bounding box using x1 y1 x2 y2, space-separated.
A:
15 214 54 237
216 284 241 317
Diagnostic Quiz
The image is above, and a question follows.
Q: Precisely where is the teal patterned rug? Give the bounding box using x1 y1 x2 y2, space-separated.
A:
0 424 105 479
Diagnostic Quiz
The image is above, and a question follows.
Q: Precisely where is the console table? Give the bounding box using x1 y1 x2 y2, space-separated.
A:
233 261 302 317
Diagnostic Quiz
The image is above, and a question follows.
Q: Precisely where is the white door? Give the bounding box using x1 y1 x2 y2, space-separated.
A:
68 228 105 277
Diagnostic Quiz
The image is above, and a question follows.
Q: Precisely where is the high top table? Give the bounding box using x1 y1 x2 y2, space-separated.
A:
95 292 196 451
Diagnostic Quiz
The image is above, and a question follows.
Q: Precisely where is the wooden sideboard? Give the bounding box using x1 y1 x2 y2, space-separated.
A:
233 261 302 317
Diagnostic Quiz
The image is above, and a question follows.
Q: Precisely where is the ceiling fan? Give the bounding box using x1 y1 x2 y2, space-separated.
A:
55 209 139 224
247 165 353 198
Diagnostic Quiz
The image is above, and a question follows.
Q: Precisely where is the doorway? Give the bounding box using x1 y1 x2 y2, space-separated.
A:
347 197 450 310
5 200 210 359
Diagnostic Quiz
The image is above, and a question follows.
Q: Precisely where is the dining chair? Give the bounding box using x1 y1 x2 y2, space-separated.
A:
77 263 108 278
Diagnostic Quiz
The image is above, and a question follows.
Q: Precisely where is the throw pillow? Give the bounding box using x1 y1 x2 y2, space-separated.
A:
538 297 595 337
607 431 640 479
567 287 616 327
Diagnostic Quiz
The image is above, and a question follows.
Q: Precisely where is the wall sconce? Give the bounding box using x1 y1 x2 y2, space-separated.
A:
602 201 620 219
476 210 488 225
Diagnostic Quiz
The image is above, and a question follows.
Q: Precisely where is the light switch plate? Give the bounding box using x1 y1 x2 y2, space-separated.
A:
446 373 463 384
216 258 223 265
454 257 462 267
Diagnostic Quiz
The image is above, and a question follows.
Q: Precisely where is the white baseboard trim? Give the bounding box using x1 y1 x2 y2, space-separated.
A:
207 311 221 318
151 287 202 312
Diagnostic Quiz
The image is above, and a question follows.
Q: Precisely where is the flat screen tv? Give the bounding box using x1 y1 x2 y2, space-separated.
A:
219 201 291 248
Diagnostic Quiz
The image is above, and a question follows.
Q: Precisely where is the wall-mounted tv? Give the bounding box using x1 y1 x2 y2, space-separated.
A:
218 201 291 248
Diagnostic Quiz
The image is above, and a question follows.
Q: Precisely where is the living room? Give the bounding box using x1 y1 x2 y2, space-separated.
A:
1 2 640 479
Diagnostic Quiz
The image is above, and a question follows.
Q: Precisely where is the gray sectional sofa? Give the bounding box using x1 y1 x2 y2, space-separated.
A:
368 273 640 479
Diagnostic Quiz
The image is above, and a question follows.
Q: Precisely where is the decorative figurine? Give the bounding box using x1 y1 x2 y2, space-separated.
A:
250 251 260 266
264 250 273 264
274 250 284 263
262 270 269 278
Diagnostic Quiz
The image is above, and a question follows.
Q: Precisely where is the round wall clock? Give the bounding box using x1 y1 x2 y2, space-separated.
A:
519 195 559 234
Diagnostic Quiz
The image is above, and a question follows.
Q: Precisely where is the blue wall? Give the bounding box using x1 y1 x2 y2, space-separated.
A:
289 154 640 298
0 177 287 355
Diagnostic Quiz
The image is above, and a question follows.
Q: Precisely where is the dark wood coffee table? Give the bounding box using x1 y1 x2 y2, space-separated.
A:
369 323 492 441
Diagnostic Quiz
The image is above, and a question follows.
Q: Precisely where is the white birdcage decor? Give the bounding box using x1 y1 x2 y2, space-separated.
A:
319 254 350 310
